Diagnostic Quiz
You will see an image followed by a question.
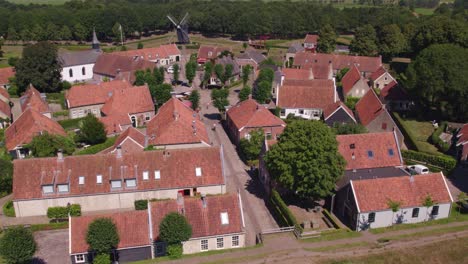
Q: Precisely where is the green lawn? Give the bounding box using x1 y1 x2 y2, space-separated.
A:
0 45 23 68
305 241 370 252
300 229 362 243
6 0 68 4
399 118 441 155
414 7 435 15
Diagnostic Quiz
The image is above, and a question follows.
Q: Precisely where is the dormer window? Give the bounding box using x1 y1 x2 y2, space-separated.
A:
220 212 229 225
111 180 122 189
388 149 394 156
195 167 202 177
42 185 54 194
143 171 149 180
79 176 85 185
367 150 374 158
57 184 69 193
155 170 161 180
125 179 136 188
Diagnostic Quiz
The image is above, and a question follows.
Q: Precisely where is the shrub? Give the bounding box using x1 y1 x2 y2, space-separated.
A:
430 121 450 152
0 227 37 264
69 204 82 217
76 137 117 155
391 112 419 151
47 204 81 219
79 114 107 145
270 190 299 228
402 150 457 172
58 117 86 130
159 212 192 245
134 200 148 210
93 254 111 264
0 159 13 194
52 110 69 117
86 218 120 254
3 200 15 217
167 244 183 259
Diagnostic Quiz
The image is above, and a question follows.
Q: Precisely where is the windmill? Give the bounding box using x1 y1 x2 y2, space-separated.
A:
167 13 190 44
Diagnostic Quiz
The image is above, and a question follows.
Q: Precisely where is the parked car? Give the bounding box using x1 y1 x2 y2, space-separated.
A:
407 165 429 175
167 66 174 73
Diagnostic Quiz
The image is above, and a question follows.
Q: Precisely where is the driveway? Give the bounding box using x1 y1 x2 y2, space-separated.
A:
33 229 69 264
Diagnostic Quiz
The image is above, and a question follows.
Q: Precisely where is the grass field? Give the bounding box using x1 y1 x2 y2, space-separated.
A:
414 7 435 15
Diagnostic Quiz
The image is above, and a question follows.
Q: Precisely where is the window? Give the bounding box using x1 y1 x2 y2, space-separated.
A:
69 69 73 78
42 185 54 194
431 205 439 216
232 235 240 247
143 171 149 180
201 239 208 251
299 109 304 115
367 150 374 158
75 254 85 263
131 116 137 128
145 114 151 121
382 123 387 130
111 180 122 189
78 176 85 185
195 167 202 177
216 237 224 249
126 179 136 188
82 67 86 76
58 184 69 193
154 170 161 180
388 149 394 156
368 212 376 223
220 212 229 225
412 208 419 218
280 109 286 116
96 175 102 184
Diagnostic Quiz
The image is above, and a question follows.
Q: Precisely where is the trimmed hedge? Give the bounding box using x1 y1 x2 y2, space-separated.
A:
47 204 81 220
270 190 299 229
430 122 450 153
76 137 117 155
402 150 456 172
322 209 340 229
134 200 148 210
391 112 419 151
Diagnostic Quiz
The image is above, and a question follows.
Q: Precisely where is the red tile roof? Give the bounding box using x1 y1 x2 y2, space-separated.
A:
355 89 384 126
369 66 387 81
197 46 231 62
5 108 66 151
151 194 243 239
0 87 10 101
308 63 333 80
227 99 285 131
66 80 133 108
294 52 382 73
101 85 154 116
337 132 402 170
342 65 361 95
20 85 49 113
70 210 150 254
352 173 453 212
0 67 15 85
380 81 408 101
323 101 355 122
100 113 132 135
114 44 180 61
304 34 319 44
93 53 155 78
147 98 209 146
461 144 468 161
112 127 146 150
13 146 224 200
457 124 468 146
277 79 336 109
282 68 313 81
0 100 11 118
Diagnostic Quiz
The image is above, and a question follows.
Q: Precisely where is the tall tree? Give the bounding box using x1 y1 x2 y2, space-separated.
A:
15 42 62 93
27 133 75 157
7 27 18 43
211 88 229 112
253 81 271 103
378 24 406 59
350 24 378 56
0 227 37 264
188 90 200 110
86 218 120 255
203 61 214 86
242 65 252 87
317 24 337 54
59 25 72 41
45 23 59 40
265 120 345 199
224 64 233 84
0 159 13 195
239 129 264 161
73 23 87 42
159 212 192 245
238 86 251 102
79 114 107 145
185 60 197 84
172 64 180 83
214 64 224 84
152 84 172 108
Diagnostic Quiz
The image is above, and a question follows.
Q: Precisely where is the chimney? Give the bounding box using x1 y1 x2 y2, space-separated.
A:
201 193 207 208
163 150 171 160
57 149 64 162
309 67 314 80
116 146 122 158
409 174 414 183
177 192 185 214
173 111 179 121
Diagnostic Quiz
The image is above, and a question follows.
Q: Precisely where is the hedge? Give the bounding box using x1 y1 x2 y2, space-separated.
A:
270 190 300 229
430 122 451 153
47 204 81 220
58 117 86 130
134 200 148 210
322 209 340 229
402 150 457 172
391 112 419 151
3 200 15 217
76 137 117 155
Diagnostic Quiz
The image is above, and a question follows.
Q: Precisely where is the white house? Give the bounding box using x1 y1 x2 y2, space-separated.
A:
345 172 453 231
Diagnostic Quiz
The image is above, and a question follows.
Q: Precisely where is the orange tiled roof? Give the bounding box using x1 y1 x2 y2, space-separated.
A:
101 85 154 116
323 101 355 122
355 89 384 126
0 87 10 101
294 52 382 73
20 85 49 113
0 100 11 118
304 34 319 44
227 99 285 131
278 79 336 109
282 68 313 81
369 66 387 81
66 80 133 108
341 65 361 95
0 67 15 85
114 44 180 61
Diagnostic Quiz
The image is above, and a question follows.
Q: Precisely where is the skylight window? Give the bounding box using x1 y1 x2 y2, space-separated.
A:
78 176 85 185
155 170 161 180
96 175 102 184
388 149 394 156
367 150 374 158
220 212 229 225
111 180 122 189
143 171 149 180
195 167 202 177
350 144 355 149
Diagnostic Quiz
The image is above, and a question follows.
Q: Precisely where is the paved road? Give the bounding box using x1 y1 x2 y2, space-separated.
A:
33 229 69 264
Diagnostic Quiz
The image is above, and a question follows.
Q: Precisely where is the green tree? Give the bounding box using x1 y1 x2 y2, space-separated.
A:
112 22 123 43
387 199 401 225
224 64 233 84
265 121 345 199
27 133 75 157
422 194 434 221
45 23 59 40
332 123 367 135
253 80 271 103
31 24 44 41
335 68 350 83
7 27 18 43
137 42 144 49
238 86 251 102
239 129 264 161
20 29 31 42
317 24 336 54
15 42 62 93
93 254 111 264
59 25 72 41
79 114 107 145
0 159 13 195
167 244 183 259
457 192 467 215
152 83 173 108
172 64 180 83
214 64 224 84
86 218 120 255
185 60 197 84
257 68 274 84
350 24 378 56
0 227 37 264
211 88 229 112
134 70 146 86
159 212 192 245
378 24 407 59
242 65 252 87
188 90 200 110
203 61 214 86
73 23 87 41
405 44 468 122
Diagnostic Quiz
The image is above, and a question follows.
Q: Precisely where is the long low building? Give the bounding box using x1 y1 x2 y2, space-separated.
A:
13 146 226 217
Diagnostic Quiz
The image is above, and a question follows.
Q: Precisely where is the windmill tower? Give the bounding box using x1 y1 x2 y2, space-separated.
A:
167 13 190 44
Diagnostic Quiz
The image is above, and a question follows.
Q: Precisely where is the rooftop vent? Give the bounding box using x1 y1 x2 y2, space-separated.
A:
350 143 355 149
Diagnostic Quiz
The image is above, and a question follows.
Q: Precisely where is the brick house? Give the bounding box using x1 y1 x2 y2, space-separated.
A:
379 80 412 111
0 87 11 126
323 101 356 126
20 84 51 118
456 124 468 165
344 173 452 231
69 194 245 263
369 66 396 90
12 146 226 217
0 67 15 89
355 89 404 145
93 53 155 83
197 46 231 65
103 127 147 154
114 44 181 66
236 48 266 72
226 99 285 145
258 139 277 195
341 65 370 98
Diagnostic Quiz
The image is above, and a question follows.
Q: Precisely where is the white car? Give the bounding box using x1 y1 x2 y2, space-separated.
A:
167 66 174 73
407 165 429 175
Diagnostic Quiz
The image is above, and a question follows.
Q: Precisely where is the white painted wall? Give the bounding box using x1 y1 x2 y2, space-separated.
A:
61 64 95 83
280 108 322 120
182 233 246 254
14 184 225 217
356 203 451 231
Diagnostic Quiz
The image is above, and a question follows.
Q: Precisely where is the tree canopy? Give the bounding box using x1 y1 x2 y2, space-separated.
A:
86 218 120 255
159 212 192 245
27 132 75 157
239 129 264 161
0 227 37 264
350 24 378 56
79 114 107 145
188 90 200 111
265 121 346 199
317 24 337 54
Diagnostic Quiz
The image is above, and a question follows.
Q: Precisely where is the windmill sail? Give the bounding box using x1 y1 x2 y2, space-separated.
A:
167 13 190 44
